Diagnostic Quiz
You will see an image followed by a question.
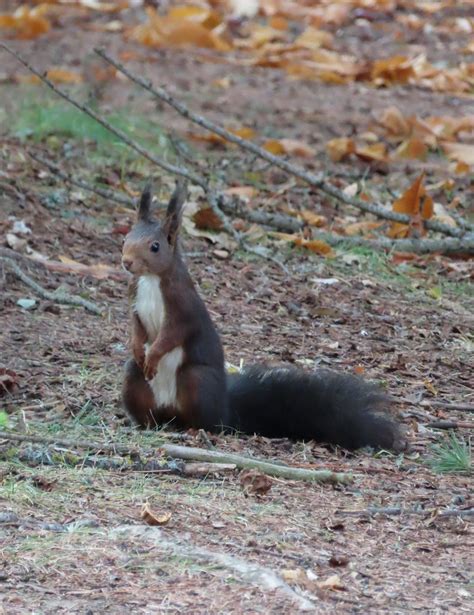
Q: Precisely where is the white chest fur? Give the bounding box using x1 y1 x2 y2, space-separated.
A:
135 275 184 409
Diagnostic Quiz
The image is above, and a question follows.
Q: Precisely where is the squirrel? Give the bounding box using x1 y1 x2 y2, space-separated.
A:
121 182 405 451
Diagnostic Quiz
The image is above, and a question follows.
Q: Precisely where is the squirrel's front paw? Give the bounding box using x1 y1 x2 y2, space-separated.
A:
144 354 159 381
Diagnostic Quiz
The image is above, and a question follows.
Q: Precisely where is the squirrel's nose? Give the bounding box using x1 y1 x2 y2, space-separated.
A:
122 257 133 271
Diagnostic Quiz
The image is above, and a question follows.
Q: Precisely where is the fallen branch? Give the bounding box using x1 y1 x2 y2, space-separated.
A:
96 48 470 240
110 525 316 611
426 420 474 430
0 430 352 484
1 257 102 314
337 506 474 519
161 443 353 484
29 151 136 208
420 400 474 413
0 43 203 188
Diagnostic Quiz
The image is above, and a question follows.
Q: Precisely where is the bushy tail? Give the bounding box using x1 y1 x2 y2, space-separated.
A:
227 366 404 451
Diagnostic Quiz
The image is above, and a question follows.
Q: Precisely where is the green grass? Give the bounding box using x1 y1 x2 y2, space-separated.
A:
4 87 170 161
428 432 472 474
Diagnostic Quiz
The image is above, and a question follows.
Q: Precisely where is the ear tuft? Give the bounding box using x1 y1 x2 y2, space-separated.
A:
164 180 188 246
137 181 153 221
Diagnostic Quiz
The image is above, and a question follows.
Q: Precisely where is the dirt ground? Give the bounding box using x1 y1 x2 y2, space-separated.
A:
0 1 473 613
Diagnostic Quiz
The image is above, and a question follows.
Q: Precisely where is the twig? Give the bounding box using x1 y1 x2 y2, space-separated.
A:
161 443 353 484
337 506 474 519
0 43 204 188
288 232 474 255
1 257 102 314
0 431 353 484
426 420 474 430
420 400 474 413
110 525 316 611
95 48 470 240
29 151 136 208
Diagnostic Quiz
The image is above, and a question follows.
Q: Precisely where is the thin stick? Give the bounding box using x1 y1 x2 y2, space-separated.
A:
337 506 474 519
161 443 353 484
0 431 352 484
1 257 102 315
420 400 474 413
29 151 136 207
426 420 474 430
95 48 470 240
0 43 204 188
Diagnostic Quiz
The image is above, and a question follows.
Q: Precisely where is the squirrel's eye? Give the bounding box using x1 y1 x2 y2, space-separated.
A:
150 241 160 253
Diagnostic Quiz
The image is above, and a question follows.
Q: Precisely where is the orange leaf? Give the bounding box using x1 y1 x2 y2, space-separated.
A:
272 232 333 256
263 139 286 155
46 69 83 84
379 106 410 136
0 6 50 40
294 27 333 50
394 137 428 160
355 142 387 162
326 137 355 162
388 173 433 238
229 127 256 140
371 56 415 85
344 221 384 236
299 211 327 227
141 503 172 526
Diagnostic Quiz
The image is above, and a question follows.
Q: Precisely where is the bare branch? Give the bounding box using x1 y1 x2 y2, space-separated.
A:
0 43 204 188
337 506 474 519
1 257 102 314
95 48 470 240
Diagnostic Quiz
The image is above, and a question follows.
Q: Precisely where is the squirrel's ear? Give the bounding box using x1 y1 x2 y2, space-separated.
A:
137 182 152 221
164 180 187 246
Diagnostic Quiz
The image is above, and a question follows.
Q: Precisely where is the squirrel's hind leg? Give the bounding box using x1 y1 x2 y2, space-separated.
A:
177 365 228 432
122 359 158 427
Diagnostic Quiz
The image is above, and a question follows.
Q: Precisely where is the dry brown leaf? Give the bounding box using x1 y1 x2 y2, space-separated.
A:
192 206 224 231
0 368 19 396
371 55 415 85
442 142 474 166
262 138 314 157
355 142 387 162
394 137 428 160
273 232 333 256
46 69 83 84
240 469 272 497
141 503 172 526
223 186 258 199
0 5 50 40
388 173 433 238
294 27 333 50
344 221 384 236
318 574 344 590
326 137 355 162
379 106 410 136
299 210 327 227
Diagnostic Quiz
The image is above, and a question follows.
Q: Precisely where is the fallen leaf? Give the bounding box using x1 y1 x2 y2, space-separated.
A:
240 470 272 497
394 137 428 160
272 232 333 255
224 186 258 200
388 173 433 238
326 137 355 162
318 574 344 590
344 221 383 236
0 5 50 40
299 210 327 227
379 106 410 136
192 206 224 231
46 69 83 84
442 142 474 166
141 503 172 526
371 55 415 85
295 27 333 50
263 138 315 157
355 142 387 162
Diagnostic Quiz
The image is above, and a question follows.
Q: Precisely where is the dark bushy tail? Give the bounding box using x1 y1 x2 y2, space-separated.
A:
227 366 404 451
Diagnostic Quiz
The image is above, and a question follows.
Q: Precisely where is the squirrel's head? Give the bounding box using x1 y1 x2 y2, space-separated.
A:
122 180 187 277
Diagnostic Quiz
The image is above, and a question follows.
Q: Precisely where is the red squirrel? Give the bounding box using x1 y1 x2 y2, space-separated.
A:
121 182 404 451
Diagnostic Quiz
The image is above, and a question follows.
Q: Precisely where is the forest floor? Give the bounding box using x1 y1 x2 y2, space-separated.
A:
0 1 473 613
